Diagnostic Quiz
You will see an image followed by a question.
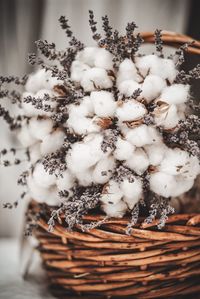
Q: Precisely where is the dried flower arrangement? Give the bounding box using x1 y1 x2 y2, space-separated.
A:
1 11 200 235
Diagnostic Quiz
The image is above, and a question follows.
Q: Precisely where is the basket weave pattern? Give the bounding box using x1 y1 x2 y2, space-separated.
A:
30 32 200 298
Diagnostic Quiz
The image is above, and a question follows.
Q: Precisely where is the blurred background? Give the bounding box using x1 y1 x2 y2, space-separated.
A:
0 0 200 238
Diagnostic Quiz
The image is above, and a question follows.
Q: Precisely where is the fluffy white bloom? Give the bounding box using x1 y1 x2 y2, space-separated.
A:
29 143 41 163
76 47 99 67
80 68 113 92
136 55 159 77
118 80 141 97
18 125 37 147
102 200 127 218
125 125 161 147
141 75 166 102
90 91 116 117
171 176 195 197
93 156 115 184
150 172 176 198
33 162 56 187
144 143 166 166
100 180 123 205
76 168 94 186
56 170 75 191
40 129 65 155
117 59 141 85
21 92 40 117
94 48 113 70
116 100 146 122
124 148 149 175
160 84 190 105
114 137 134 161
29 117 53 140
120 177 143 209
70 60 90 82
154 104 181 129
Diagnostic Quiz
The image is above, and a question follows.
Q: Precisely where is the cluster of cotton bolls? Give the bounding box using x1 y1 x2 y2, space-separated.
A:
16 44 200 218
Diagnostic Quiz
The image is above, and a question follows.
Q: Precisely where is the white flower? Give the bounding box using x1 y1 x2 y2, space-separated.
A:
116 99 146 122
114 136 134 161
90 91 116 117
101 200 127 218
124 148 149 175
40 129 65 155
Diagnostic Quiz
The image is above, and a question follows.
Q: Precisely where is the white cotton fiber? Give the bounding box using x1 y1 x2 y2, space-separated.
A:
154 104 180 129
141 75 166 102
56 170 75 191
70 60 90 82
117 59 141 84
93 156 115 184
76 168 94 186
160 84 190 105
171 177 194 197
120 177 143 209
80 67 113 92
144 142 166 166
40 129 65 155
33 162 56 187
125 125 160 147
102 200 127 218
124 148 149 175
76 47 98 67
151 58 177 82
18 125 37 147
114 136 134 161
94 48 113 70
28 117 53 140
29 143 41 163
21 92 42 117
118 80 141 97
90 91 116 117
136 54 159 77
149 172 176 198
100 180 123 205
116 99 146 122
25 69 47 94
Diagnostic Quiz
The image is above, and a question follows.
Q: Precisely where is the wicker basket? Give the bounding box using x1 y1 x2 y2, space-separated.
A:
29 32 200 299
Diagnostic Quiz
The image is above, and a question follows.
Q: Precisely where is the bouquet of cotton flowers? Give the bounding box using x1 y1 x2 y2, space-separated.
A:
1 11 200 234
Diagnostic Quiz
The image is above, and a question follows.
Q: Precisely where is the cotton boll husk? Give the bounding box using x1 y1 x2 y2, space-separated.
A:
33 162 56 187
144 143 167 166
140 75 166 102
76 47 98 67
56 170 75 191
28 117 53 140
120 177 143 209
40 129 65 155
170 177 195 197
117 59 141 84
90 91 116 117
93 156 116 184
114 137 134 161
80 68 113 92
76 168 94 186
101 200 127 218
18 125 37 147
116 100 146 122
29 143 41 163
94 48 113 70
118 80 141 97
124 148 149 175
100 180 123 205
160 84 190 105
125 125 160 147
150 172 177 198
70 60 90 82
136 55 159 77
154 104 180 129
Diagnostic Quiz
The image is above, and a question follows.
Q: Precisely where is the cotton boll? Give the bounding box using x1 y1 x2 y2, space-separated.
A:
93 156 115 184
25 69 47 93
33 162 56 188
114 136 134 161
29 117 53 140
56 170 75 191
136 55 159 77
141 75 166 102
144 143 167 166
100 180 123 205
160 84 190 105
76 168 94 186
171 177 194 197
116 100 146 122
18 125 37 147
40 129 65 155
124 148 149 175
154 104 180 129
43 73 63 90
118 80 141 97
117 59 141 84
29 143 41 163
101 200 127 218
90 91 116 117
70 60 90 82
76 47 98 67
150 172 176 198
81 96 95 114
151 58 177 82
120 177 143 209
94 48 113 70
80 68 113 92
125 125 160 147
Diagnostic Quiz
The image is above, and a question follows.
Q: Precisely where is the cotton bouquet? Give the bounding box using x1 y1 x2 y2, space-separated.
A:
1 11 200 232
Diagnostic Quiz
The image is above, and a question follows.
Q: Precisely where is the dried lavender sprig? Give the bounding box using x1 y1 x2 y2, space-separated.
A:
154 29 163 57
